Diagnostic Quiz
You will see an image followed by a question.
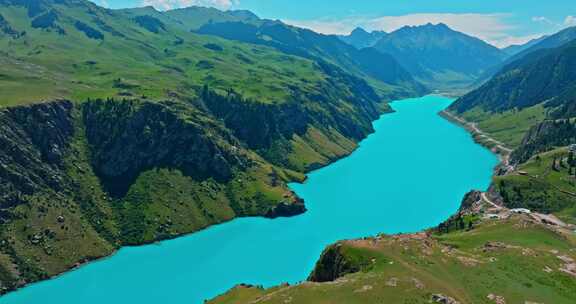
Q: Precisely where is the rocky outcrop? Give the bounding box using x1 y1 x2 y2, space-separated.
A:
459 190 482 212
83 99 247 197
201 81 380 169
511 119 576 164
432 294 461 304
0 100 74 209
264 199 306 219
201 88 311 150
308 243 364 282
435 190 481 234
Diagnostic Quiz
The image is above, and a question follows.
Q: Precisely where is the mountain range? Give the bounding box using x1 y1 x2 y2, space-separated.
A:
506 26 576 66
372 23 507 90
336 23 509 90
1 0 576 301
194 17 426 96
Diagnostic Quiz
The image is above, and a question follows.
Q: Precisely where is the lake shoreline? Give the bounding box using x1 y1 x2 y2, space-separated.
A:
1 95 499 303
0 98 402 298
439 109 514 174
204 97 504 301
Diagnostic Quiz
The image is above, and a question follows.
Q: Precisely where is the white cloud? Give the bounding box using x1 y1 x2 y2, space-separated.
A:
495 34 546 48
284 13 531 48
532 15 576 28
565 15 576 27
283 18 356 35
531 16 556 26
141 0 239 11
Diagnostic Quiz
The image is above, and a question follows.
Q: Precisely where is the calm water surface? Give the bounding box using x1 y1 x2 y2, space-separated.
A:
0 95 498 303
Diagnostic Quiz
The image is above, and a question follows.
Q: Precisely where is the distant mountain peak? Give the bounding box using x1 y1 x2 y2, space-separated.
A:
374 22 506 89
338 27 387 49
398 22 454 34
227 9 259 20
433 22 450 28
142 5 158 11
351 27 369 35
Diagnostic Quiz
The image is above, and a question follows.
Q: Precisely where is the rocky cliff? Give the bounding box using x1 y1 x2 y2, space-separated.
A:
511 119 576 164
0 95 342 294
308 243 369 282
82 99 247 197
0 101 74 202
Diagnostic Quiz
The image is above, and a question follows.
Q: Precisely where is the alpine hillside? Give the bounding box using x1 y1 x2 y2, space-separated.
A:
0 0 425 294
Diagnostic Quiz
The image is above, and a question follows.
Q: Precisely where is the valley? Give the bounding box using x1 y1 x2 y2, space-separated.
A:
0 0 575 303
0 96 498 303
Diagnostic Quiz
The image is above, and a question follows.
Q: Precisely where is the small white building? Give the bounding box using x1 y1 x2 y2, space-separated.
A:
510 208 532 215
569 144 576 153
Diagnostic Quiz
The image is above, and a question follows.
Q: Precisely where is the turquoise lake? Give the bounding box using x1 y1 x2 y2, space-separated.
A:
0 95 498 303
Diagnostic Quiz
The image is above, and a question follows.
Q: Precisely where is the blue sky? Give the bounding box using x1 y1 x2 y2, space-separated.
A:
95 0 576 47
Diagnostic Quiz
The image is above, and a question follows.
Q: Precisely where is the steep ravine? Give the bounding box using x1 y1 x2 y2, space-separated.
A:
0 86 390 294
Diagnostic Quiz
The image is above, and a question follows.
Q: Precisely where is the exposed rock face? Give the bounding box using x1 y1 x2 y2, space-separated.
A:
201 79 381 169
511 119 576 164
83 99 246 197
0 100 74 208
201 90 311 150
459 190 482 212
264 199 306 219
308 244 361 282
435 190 481 234
432 294 460 304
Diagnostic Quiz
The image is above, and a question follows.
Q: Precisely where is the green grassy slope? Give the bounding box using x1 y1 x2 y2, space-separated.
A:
0 0 398 174
496 147 576 224
210 216 576 304
460 104 547 148
164 6 260 31
0 1 424 108
443 36 576 227
447 39 576 226
448 38 576 151
0 0 332 106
